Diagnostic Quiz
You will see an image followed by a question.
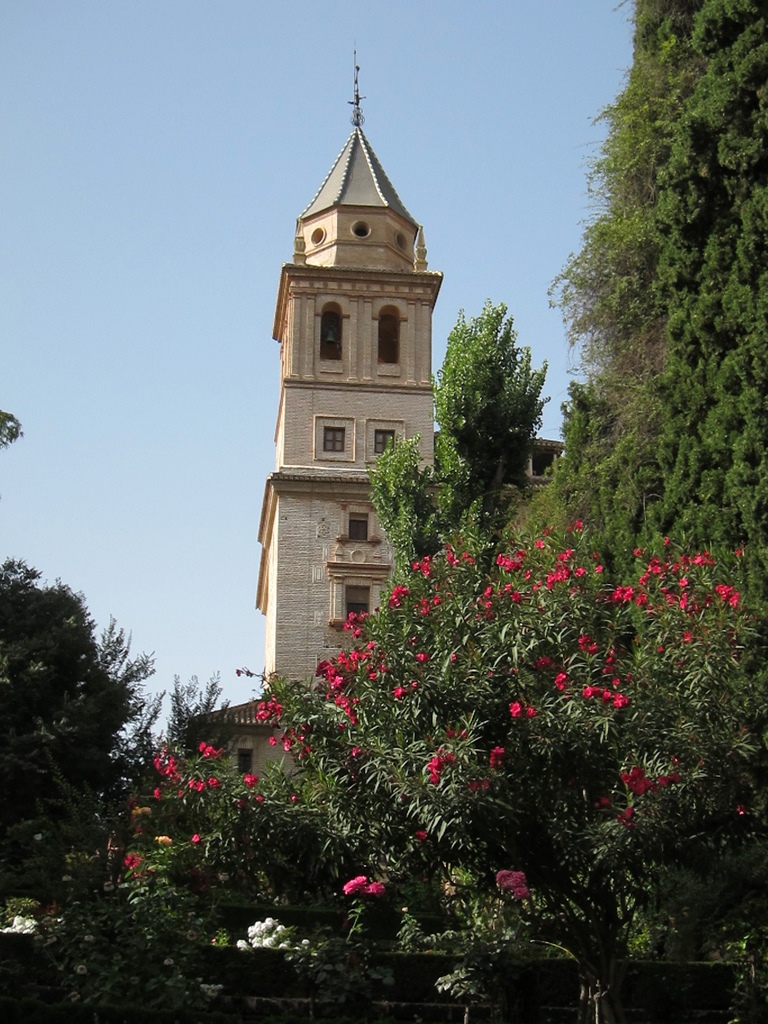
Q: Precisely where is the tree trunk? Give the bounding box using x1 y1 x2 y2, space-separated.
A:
577 961 626 1024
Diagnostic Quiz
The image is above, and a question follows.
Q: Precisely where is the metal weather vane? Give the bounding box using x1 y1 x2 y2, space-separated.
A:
349 51 365 127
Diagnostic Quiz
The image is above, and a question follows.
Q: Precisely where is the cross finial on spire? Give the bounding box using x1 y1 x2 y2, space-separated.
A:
349 51 365 127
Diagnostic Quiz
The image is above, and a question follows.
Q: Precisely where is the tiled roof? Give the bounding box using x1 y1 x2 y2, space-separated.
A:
301 128 416 225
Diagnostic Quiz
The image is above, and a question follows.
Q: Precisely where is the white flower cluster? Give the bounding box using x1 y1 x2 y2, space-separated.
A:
200 983 224 999
236 917 309 952
2 915 37 934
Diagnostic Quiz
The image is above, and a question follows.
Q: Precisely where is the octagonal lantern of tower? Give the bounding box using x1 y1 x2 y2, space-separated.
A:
257 123 442 683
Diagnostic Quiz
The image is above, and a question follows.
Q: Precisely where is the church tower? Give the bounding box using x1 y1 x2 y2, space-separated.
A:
257 87 442 681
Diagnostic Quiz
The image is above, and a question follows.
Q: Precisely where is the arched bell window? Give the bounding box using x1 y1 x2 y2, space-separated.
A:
378 307 399 364
320 304 342 361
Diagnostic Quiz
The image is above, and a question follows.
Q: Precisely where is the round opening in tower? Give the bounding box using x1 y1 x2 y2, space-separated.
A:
311 227 325 245
395 232 407 250
352 221 370 238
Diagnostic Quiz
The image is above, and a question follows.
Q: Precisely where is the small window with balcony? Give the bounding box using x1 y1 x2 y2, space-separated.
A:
374 429 396 455
378 308 400 364
346 585 370 617
348 514 369 541
323 426 345 452
320 305 342 361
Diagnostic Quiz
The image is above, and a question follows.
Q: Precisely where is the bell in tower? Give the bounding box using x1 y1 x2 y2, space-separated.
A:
319 306 342 361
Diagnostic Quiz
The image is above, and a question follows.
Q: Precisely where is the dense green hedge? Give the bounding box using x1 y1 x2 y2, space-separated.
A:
0 941 736 1021
0 995 233 1024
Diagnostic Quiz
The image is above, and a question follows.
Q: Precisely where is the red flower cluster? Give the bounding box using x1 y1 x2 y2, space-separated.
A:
622 765 681 795
393 681 418 699
280 724 313 758
417 595 442 616
582 686 630 709
412 555 432 578
342 875 385 897
545 564 573 589
445 546 476 567
256 694 283 723
198 742 222 759
617 806 636 828
578 635 599 655
715 583 740 607
388 585 410 608
496 550 526 573
124 852 144 873
427 748 456 784
509 702 536 719
489 746 506 769
153 748 180 783
496 869 530 899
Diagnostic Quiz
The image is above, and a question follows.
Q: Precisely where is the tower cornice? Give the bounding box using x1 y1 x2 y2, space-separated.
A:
272 262 443 344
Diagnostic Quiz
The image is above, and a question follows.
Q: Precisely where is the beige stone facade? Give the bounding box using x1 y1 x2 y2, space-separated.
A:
257 127 442 682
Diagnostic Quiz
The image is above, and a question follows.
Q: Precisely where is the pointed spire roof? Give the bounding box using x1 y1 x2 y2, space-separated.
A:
300 127 417 227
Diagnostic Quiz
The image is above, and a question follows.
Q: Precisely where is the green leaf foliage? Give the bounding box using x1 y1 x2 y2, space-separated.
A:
0 560 155 880
434 302 547 527
368 436 438 575
653 0 768 595
370 302 547 570
135 527 768 1021
551 1 703 564
0 410 21 451
553 1 768 603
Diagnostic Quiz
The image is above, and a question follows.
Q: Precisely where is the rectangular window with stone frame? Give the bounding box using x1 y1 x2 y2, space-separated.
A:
323 426 345 452
374 429 396 454
348 514 369 541
345 585 370 617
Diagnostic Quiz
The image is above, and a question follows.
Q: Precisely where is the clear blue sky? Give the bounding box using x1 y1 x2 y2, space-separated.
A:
1 1 634 713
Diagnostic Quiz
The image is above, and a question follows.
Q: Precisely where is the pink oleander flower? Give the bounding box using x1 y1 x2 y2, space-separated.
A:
343 875 385 898
489 746 505 769
343 875 369 896
496 869 531 899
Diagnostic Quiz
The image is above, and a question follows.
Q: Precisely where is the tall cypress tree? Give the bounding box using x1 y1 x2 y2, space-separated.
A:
554 0 768 597
654 0 768 593
552 0 703 571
